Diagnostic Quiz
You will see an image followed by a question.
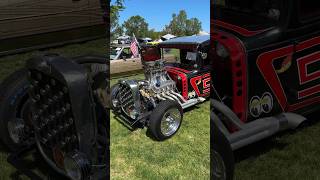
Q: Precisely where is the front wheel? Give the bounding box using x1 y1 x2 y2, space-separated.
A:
211 114 234 180
148 100 183 141
0 69 32 151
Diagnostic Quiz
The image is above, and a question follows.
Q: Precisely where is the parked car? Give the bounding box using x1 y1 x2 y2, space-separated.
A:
110 44 135 60
211 0 320 179
0 54 108 179
111 35 212 140
110 44 177 75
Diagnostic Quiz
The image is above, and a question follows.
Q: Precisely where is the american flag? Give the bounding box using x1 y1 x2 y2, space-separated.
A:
130 35 139 57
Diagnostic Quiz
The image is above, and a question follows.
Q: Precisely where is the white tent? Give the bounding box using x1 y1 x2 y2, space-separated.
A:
161 34 176 41
117 35 131 40
197 31 210 35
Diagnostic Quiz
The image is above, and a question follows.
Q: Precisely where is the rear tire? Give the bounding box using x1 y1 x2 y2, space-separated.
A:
148 100 183 141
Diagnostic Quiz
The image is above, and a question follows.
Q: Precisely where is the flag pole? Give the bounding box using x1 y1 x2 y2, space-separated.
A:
133 33 141 50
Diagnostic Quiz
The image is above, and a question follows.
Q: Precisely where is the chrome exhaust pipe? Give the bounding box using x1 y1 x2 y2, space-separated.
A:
211 99 306 150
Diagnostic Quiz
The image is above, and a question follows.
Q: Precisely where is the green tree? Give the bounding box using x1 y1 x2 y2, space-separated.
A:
164 10 202 36
186 18 202 35
111 0 125 39
123 15 149 38
146 29 162 40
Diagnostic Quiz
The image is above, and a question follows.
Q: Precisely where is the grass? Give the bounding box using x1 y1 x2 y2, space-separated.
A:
110 75 210 179
234 113 320 180
0 39 106 179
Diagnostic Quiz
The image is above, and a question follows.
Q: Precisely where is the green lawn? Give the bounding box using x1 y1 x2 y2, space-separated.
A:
0 39 106 179
235 114 320 180
110 75 210 179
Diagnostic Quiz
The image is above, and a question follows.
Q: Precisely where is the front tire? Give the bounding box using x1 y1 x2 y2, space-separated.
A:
0 69 31 151
211 114 234 180
148 100 183 141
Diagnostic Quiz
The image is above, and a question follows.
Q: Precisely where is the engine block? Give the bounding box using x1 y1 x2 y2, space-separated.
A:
142 59 176 95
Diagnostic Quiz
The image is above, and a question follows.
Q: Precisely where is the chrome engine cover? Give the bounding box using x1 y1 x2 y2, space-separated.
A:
143 59 176 94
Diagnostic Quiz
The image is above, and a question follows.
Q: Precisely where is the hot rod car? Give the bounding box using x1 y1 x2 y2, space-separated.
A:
111 35 212 141
211 0 320 179
0 54 108 179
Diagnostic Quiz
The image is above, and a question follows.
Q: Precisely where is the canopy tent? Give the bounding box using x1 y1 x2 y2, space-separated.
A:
161 34 176 41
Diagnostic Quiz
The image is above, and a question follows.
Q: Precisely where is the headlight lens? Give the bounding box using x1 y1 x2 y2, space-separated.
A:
129 109 138 119
64 152 91 180
216 42 229 58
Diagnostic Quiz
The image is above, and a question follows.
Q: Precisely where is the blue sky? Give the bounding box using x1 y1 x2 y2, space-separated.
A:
113 0 210 32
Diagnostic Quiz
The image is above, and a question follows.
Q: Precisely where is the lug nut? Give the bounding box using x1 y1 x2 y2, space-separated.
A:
53 95 58 101
40 89 46 95
45 84 51 91
69 118 73 124
32 80 39 86
56 110 62 117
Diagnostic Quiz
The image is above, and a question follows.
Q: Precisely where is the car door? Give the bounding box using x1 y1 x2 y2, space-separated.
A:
285 1 320 112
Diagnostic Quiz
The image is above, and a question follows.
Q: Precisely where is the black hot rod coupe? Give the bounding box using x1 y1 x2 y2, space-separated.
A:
111 35 212 141
0 54 108 179
211 0 320 179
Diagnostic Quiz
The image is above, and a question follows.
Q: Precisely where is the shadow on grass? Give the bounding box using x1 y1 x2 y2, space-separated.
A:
234 112 320 164
234 135 289 163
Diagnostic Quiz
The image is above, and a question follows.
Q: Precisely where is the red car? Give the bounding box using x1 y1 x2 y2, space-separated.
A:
211 0 320 179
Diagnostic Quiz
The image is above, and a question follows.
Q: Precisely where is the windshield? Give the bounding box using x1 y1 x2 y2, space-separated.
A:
214 0 282 22
110 47 121 60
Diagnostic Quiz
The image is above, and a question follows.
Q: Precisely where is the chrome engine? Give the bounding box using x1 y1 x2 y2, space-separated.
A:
140 60 181 100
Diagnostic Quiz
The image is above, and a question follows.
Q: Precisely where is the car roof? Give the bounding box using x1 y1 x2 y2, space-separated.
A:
158 35 210 50
160 35 209 45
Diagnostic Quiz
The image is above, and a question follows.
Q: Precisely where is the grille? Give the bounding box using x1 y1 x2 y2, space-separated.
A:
28 70 79 156
118 83 135 117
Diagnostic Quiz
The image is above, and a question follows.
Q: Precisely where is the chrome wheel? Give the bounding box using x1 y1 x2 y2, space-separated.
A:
212 149 226 180
160 108 181 136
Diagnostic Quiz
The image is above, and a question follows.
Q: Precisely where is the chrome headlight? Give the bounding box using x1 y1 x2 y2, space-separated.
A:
128 109 138 119
216 42 229 58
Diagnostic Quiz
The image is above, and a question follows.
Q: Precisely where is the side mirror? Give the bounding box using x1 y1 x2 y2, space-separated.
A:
122 56 127 61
